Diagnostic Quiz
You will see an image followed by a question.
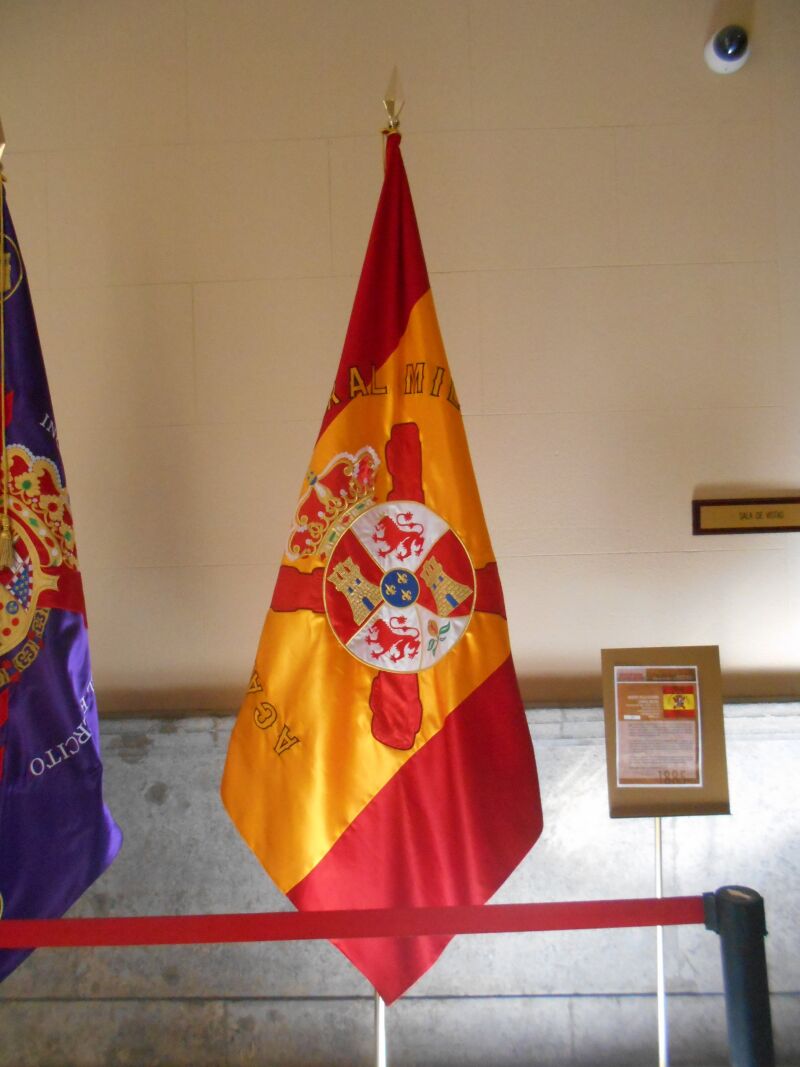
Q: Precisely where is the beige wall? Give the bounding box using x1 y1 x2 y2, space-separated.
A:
0 0 797 712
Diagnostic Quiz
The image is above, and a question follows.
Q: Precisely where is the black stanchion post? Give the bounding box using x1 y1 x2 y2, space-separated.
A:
703 886 775 1067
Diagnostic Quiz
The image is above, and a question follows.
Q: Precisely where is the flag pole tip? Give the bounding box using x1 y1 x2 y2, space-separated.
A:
0 115 6 170
382 66 404 132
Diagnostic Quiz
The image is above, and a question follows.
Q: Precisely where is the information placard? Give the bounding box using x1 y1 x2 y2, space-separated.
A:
601 646 729 818
615 664 701 787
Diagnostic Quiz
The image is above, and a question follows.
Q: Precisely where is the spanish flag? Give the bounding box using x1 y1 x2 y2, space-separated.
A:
662 686 697 717
221 132 543 1003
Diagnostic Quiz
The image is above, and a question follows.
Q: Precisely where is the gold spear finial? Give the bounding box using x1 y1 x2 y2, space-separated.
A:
383 67 405 132
0 115 6 173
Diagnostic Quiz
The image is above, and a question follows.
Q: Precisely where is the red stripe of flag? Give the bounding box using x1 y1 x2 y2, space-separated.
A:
317 137 429 440
289 656 543 1004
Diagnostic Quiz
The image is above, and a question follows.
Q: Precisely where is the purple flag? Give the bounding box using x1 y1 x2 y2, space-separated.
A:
0 185 122 981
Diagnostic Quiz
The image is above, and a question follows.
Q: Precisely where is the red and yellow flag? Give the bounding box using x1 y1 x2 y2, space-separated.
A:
221 133 543 1003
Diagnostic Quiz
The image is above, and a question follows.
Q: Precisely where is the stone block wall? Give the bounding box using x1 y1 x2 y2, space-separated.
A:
1 705 798 1065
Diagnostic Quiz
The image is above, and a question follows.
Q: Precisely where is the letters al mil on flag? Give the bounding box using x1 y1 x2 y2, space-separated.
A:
222 133 543 1003
0 181 122 982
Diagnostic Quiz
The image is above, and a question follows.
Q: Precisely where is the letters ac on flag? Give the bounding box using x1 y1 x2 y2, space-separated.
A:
221 132 543 1003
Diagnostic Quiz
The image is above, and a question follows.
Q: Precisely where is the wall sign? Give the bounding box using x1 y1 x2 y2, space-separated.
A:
693 496 800 535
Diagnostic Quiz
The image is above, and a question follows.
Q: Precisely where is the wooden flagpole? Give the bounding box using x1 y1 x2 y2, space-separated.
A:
370 73 404 1067
0 113 13 570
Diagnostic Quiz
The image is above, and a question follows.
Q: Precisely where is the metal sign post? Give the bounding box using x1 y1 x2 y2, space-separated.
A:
655 817 669 1067
374 990 387 1067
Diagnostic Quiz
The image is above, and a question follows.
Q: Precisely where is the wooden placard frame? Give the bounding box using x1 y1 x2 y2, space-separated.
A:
692 495 800 535
601 645 730 819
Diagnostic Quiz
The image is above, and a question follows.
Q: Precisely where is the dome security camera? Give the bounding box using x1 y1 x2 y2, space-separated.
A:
704 25 750 73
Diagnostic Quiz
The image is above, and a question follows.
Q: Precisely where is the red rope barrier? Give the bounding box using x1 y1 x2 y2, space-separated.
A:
0 896 705 949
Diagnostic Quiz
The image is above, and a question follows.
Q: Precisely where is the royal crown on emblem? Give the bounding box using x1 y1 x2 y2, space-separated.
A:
0 446 78 663
287 446 380 561
5 446 79 572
